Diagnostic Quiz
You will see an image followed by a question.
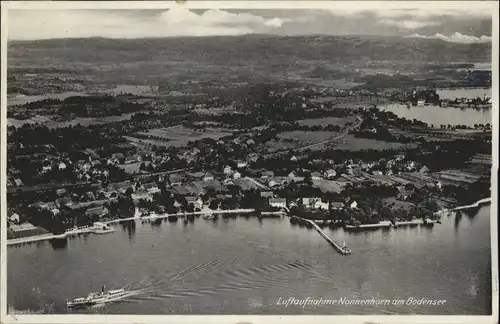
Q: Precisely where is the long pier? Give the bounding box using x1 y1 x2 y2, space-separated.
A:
293 217 351 255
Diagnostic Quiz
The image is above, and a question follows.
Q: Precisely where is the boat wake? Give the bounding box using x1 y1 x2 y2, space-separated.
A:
121 256 336 302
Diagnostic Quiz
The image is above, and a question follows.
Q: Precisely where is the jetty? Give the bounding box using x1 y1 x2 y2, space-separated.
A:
292 217 351 255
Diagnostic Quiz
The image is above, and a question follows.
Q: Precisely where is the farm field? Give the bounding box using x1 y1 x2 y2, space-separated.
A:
127 126 233 148
311 179 346 193
194 107 243 116
328 135 418 151
123 136 171 148
297 116 355 128
118 162 144 175
232 178 265 191
265 131 344 152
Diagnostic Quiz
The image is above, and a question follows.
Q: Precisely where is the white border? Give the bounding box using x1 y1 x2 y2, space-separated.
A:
1 1 498 324
0 0 496 10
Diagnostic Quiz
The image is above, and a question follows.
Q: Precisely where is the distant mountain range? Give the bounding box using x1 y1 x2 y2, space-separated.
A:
8 35 492 67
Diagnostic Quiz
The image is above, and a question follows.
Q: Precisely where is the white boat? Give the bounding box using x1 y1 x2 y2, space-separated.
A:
92 222 115 234
67 286 129 308
202 213 215 220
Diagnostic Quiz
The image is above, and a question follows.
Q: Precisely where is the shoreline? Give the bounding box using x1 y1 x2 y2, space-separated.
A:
435 197 491 215
7 198 491 246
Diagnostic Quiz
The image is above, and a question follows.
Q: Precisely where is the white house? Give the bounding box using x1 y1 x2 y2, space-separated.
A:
350 201 359 209
324 169 337 179
268 180 279 188
302 197 321 209
9 213 20 224
261 171 274 179
406 161 416 171
311 172 322 180
237 161 247 169
144 182 161 194
203 173 215 182
82 162 92 172
131 190 153 202
315 200 330 210
372 170 383 176
186 196 204 210
223 178 234 185
330 202 345 210
269 198 287 209
419 165 430 174
290 155 298 162
58 162 67 170
233 171 242 179
223 165 233 176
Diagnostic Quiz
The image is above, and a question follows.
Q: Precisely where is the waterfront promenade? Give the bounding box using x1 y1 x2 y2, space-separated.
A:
103 208 257 224
7 197 490 247
7 208 260 246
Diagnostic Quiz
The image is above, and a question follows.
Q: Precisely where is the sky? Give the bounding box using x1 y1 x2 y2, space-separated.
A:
6 5 494 43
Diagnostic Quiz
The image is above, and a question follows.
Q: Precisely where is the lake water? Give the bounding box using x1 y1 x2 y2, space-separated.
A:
7 92 89 107
380 88 492 127
8 114 135 129
8 205 492 315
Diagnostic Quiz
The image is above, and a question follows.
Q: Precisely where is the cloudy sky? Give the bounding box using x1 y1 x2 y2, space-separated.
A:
6 3 494 43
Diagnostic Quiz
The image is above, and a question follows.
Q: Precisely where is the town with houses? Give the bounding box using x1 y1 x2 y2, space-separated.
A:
6 85 491 241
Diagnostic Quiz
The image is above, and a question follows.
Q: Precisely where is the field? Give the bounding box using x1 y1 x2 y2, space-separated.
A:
233 178 265 191
264 131 414 153
194 107 243 116
265 131 344 152
311 179 346 193
172 180 226 195
128 126 233 148
297 116 354 128
118 162 144 175
328 135 418 151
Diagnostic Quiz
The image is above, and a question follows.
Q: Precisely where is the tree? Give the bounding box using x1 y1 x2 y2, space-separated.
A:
209 199 220 210
186 204 195 213
125 187 134 197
